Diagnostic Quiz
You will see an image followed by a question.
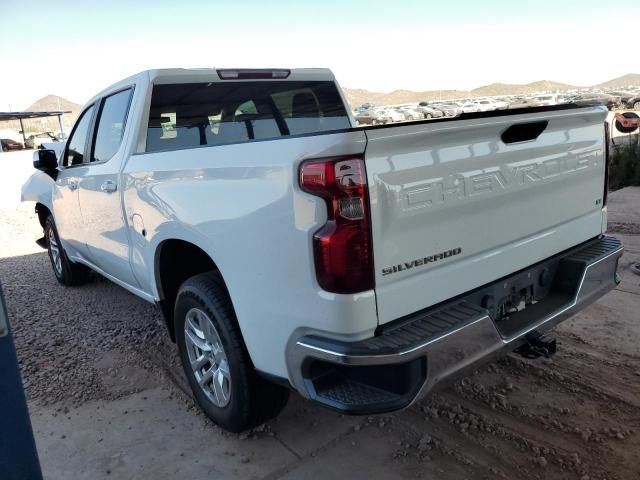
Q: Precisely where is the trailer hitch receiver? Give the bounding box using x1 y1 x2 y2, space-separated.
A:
514 330 556 359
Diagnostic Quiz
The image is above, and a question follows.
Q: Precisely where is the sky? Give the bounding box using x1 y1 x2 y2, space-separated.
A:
1 0 639 110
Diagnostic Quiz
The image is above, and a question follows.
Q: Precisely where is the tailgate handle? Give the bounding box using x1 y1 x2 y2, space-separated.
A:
501 121 548 144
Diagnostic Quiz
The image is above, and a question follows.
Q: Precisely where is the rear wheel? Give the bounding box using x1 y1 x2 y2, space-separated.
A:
44 215 92 286
174 272 289 432
634 101 640 110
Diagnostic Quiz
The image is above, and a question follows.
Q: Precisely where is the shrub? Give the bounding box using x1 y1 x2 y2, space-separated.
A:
609 136 640 191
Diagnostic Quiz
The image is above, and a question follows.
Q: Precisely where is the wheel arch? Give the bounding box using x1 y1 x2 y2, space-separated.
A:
35 202 52 228
154 238 225 341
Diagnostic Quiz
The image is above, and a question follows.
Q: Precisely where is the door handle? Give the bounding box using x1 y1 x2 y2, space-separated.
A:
68 181 78 191
100 180 117 193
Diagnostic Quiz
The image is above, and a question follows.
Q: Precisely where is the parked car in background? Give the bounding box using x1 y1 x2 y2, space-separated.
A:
472 100 496 112
24 132 59 149
398 106 424 121
530 94 564 106
629 97 640 110
508 96 542 109
569 93 619 110
354 103 377 115
1 138 25 152
355 108 391 125
381 108 405 123
416 104 444 119
484 98 509 110
618 93 640 110
607 91 635 105
493 97 512 108
460 102 481 113
430 102 462 117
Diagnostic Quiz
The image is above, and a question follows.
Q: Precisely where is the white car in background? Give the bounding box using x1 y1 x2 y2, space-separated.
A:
473 100 497 112
460 102 481 113
532 94 564 106
381 108 405 123
485 98 509 110
398 107 424 121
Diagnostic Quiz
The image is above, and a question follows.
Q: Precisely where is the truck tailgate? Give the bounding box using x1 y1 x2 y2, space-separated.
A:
364 106 608 324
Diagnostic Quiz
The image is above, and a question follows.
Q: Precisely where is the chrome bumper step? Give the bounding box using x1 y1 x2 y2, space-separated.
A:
289 235 623 415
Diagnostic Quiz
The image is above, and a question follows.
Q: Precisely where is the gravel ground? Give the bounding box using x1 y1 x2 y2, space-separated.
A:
1 155 639 479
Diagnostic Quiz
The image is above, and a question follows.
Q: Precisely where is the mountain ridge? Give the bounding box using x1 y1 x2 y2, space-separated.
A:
3 73 639 132
343 74 639 107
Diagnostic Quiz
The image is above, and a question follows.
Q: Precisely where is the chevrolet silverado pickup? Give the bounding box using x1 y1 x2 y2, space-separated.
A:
22 68 623 432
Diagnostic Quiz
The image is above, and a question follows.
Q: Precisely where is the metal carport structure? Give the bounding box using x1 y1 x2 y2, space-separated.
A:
0 111 71 145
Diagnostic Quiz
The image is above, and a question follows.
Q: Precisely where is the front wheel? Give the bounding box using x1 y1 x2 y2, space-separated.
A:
634 101 640 110
174 272 289 432
44 215 92 286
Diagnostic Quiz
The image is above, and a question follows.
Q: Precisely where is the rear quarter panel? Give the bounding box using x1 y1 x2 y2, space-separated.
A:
121 131 377 378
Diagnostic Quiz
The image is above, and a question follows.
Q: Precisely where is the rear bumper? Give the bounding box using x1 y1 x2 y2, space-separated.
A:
288 235 623 414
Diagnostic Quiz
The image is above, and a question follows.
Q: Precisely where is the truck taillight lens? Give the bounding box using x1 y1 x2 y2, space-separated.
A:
300 157 374 294
603 121 611 206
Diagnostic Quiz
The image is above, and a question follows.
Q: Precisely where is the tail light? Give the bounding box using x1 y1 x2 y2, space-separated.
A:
300 156 374 294
603 121 611 206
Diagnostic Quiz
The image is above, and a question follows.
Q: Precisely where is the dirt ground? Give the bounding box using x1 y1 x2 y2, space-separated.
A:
1 152 639 480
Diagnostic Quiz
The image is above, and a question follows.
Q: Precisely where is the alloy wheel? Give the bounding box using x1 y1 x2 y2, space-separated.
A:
184 307 231 407
48 227 62 275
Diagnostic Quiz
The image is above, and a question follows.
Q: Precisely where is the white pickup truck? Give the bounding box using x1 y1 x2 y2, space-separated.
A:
22 68 623 432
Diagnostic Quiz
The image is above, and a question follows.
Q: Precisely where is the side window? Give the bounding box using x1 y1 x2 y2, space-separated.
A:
92 89 133 162
64 105 95 167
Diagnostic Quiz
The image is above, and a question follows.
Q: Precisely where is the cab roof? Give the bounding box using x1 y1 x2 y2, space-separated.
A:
87 68 337 105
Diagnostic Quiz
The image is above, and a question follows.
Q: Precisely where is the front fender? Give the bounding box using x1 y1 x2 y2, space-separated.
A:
21 171 54 211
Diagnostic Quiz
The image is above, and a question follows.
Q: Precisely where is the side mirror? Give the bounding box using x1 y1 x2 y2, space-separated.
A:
33 149 58 172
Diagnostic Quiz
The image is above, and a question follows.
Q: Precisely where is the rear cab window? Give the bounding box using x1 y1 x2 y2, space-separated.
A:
145 81 350 153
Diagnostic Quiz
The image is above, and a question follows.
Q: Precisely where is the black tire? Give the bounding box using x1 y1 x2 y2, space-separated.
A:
174 272 289 432
44 215 92 286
